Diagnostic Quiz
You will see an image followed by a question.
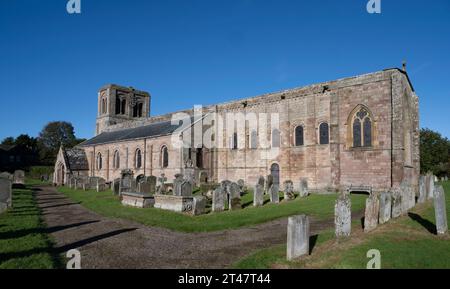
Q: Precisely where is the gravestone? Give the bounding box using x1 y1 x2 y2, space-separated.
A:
237 179 245 192
212 186 225 212
119 169 134 194
364 194 379 232
434 185 448 235
426 172 435 199
283 180 295 201
379 191 392 224
334 193 351 237
299 178 308 197
184 167 195 185
400 182 415 213
228 182 241 210
418 175 426 204
266 175 274 195
180 180 193 197
391 189 402 218
199 172 208 184
0 177 13 213
173 174 184 196
0 172 13 180
13 170 25 185
286 215 310 261
138 176 157 195
253 184 264 207
112 178 120 195
192 196 206 215
269 184 279 204
96 177 106 192
257 176 265 187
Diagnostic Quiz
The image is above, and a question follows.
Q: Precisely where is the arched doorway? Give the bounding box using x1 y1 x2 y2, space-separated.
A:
270 163 280 185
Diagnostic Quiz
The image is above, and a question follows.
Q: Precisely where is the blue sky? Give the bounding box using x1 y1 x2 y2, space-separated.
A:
1 0 449 140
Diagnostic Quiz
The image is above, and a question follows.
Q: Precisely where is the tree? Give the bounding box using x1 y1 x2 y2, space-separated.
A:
37 121 78 164
420 128 450 176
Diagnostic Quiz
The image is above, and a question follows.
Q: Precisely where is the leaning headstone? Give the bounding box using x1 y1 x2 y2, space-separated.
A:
299 178 308 197
379 191 392 224
286 215 310 260
418 176 426 204
426 172 435 199
391 189 402 218
266 175 274 194
112 178 120 195
228 182 241 210
0 177 13 213
334 193 351 237
212 186 225 212
193 196 206 215
180 180 193 197
269 184 280 204
253 184 264 207
434 185 448 235
283 180 295 201
364 194 379 232
13 170 25 185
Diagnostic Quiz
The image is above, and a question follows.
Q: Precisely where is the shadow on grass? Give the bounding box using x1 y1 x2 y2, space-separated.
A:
39 202 82 210
309 234 319 255
408 212 437 234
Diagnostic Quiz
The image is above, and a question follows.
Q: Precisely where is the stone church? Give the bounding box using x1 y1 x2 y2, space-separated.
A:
53 67 420 194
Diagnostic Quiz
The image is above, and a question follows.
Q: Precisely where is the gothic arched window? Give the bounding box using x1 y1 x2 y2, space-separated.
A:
161 146 169 168
295 126 304 146
96 153 102 171
113 150 120 169
319 122 329 145
351 107 373 147
135 149 142 169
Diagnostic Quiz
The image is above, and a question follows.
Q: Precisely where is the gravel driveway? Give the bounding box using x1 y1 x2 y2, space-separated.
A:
36 185 338 269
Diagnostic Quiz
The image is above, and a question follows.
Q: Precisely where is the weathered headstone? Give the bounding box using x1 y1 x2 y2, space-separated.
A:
253 184 264 207
257 176 265 187
184 167 195 185
180 180 193 197
426 172 435 199
13 170 25 185
364 194 379 232
391 189 402 218
269 184 279 204
283 180 295 201
212 186 225 212
0 177 12 213
237 179 245 192
434 185 448 235
228 182 241 210
193 196 206 215
286 215 310 260
199 172 208 184
418 175 426 204
0 172 13 180
266 175 274 194
156 174 168 194
138 176 157 195
334 193 351 237
400 182 415 213
299 178 308 197
173 174 184 196
379 191 392 224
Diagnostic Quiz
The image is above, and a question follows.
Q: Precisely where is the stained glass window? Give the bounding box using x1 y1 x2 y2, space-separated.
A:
364 118 372 147
353 119 361 147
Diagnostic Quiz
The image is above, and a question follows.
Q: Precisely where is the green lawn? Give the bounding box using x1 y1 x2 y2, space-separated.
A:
58 186 366 233
233 181 450 269
0 185 61 269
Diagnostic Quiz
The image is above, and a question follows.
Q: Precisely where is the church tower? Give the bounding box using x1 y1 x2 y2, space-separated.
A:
95 84 151 135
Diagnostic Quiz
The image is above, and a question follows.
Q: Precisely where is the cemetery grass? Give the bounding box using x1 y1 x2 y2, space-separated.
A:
58 187 366 233
0 185 62 269
233 181 450 269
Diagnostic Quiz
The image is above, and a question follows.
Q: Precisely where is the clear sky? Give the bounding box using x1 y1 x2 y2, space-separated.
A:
1 0 449 140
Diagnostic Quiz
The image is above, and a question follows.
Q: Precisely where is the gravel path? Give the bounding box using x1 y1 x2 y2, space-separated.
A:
36 185 341 269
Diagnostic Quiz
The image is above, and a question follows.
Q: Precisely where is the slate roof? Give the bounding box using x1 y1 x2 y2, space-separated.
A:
80 119 185 147
64 147 89 171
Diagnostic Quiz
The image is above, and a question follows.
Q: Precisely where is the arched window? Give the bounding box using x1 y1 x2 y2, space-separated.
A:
138 103 143 117
121 99 126 114
351 107 372 147
135 149 142 169
295 126 304 146
161 146 169 168
113 150 120 169
96 153 102 170
319 123 329 145
250 130 257 149
272 129 280 148
101 98 107 114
